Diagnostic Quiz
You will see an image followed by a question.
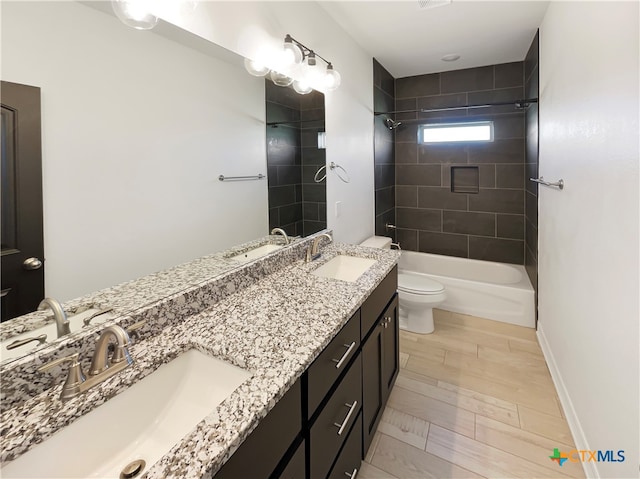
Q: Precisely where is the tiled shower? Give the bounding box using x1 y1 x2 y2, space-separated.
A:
373 33 539 281
266 81 326 237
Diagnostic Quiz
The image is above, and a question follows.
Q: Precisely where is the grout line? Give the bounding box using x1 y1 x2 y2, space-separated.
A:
516 403 522 429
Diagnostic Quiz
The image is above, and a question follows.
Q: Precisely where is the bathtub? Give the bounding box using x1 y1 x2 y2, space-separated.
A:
399 251 535 328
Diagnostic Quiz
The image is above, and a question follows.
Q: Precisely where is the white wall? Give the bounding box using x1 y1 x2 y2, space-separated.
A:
537 2 639 477
2 1 268 301
154 1 376 245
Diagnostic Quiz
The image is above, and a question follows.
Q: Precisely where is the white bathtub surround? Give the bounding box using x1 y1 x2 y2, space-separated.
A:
399 251 535 328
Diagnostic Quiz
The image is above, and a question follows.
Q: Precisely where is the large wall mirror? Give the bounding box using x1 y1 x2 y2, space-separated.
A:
0 1 325 364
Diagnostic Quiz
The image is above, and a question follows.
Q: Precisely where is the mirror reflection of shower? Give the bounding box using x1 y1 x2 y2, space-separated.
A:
385 117 402 130
265 80 326 238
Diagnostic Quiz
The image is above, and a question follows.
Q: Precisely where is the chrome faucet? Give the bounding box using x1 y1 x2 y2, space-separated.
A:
38 325 133 401
271 227 290 245
38 298 70 338
306 233 333 263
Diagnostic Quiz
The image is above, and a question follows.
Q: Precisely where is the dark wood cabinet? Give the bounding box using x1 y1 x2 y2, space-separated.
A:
214 267 398 479
214 380 302 479
381 296 399 406
309 354 362 479
275 440 305 479
362 294 399 456
307 311 361 420
327 413 362 479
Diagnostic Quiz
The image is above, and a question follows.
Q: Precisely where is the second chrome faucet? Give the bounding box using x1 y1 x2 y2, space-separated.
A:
306 233 333 263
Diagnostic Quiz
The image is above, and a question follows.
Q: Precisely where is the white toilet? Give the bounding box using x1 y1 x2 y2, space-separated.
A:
360 236 446 334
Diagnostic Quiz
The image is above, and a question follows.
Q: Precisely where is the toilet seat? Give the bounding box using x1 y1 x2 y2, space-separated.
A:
398 272 444 295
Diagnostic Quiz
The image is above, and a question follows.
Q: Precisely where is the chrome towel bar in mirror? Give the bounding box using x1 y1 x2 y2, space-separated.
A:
218 174 266 182
313 162 350 184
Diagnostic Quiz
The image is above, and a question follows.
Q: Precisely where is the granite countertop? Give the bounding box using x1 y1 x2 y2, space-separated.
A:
0 242 399 478
0 234 292 345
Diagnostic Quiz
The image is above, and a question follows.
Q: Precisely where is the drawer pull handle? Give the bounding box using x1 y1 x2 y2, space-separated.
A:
345 468 358 479
333 400 358 436
331 341 356 369
383 316 392 328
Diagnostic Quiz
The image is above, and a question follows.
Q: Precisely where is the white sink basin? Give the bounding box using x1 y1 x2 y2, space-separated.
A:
229 244 282 263
1 349 251 478
0 308 116 363
312 255 377 282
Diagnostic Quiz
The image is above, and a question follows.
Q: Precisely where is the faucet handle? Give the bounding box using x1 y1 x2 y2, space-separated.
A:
37 352 81 373
38 353 86 401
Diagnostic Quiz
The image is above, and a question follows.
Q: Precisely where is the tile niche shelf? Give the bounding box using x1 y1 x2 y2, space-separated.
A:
451 166 480 194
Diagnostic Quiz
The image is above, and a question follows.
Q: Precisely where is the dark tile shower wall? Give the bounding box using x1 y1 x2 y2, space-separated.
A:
525 32 540 296
266 81 326 237
374 59 396 238
394 62 526 264
266 81 303 236
300 92 327 237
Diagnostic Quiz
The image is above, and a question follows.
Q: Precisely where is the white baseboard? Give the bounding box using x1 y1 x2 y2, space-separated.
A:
536 323 599 479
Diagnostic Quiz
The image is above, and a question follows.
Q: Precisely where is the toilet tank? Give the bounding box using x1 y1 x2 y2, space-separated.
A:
360 236 392 249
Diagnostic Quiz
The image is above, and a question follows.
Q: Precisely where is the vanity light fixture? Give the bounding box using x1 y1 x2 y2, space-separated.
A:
244 34 342 92
283 34 304 66
293 79 313 95
270 70 294 87
244 58 270 77
111 0 158 30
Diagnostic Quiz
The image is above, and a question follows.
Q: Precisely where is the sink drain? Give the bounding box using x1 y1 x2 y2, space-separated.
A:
120 459 146 479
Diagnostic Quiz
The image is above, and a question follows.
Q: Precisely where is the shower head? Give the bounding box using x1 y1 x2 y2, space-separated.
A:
385 117 402 130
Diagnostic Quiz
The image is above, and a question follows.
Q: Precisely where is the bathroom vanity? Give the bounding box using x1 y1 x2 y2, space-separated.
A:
215 266 398 479
0 233 399 479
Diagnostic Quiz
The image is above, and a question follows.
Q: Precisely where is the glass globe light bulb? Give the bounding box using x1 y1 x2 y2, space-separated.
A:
283 35 304 66
111 0 158 30
244 58 270 77
293 79 312 95
324 64 341 91
270 70 294 87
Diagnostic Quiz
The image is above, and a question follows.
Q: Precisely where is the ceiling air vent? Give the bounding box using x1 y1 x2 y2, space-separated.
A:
418 0 452 10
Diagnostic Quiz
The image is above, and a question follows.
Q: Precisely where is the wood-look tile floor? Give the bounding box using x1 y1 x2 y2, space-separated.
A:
360 309 585 479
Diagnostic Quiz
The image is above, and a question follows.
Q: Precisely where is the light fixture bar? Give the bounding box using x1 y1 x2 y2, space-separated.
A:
285 34 332 66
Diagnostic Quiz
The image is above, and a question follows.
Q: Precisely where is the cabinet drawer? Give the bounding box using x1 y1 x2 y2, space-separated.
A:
328 413 362 479
361 266 398 339
310 354 362 479
215 380 301 479
308 310 361 419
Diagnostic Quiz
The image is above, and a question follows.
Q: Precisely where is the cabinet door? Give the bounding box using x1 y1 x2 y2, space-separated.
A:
274 439 305 479
215 380 302 479
381 294 399 405
361 321 383 456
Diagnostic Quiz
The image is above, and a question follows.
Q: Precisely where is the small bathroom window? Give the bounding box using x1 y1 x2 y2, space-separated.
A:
419 121 494 143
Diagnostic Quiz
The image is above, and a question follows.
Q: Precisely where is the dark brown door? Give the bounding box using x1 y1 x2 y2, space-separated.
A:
1 81 44 321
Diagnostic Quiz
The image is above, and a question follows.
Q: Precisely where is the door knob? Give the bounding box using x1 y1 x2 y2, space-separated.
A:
23 257 43 270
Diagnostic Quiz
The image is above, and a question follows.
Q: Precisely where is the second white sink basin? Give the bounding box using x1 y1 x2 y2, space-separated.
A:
312 255 377 282
1 349 251 478
229 244 282 263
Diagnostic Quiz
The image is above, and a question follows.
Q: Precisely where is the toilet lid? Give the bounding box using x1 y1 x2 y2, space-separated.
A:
398 272 445 295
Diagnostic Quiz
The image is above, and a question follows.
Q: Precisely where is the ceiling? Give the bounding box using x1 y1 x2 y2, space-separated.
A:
318 0 549 78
